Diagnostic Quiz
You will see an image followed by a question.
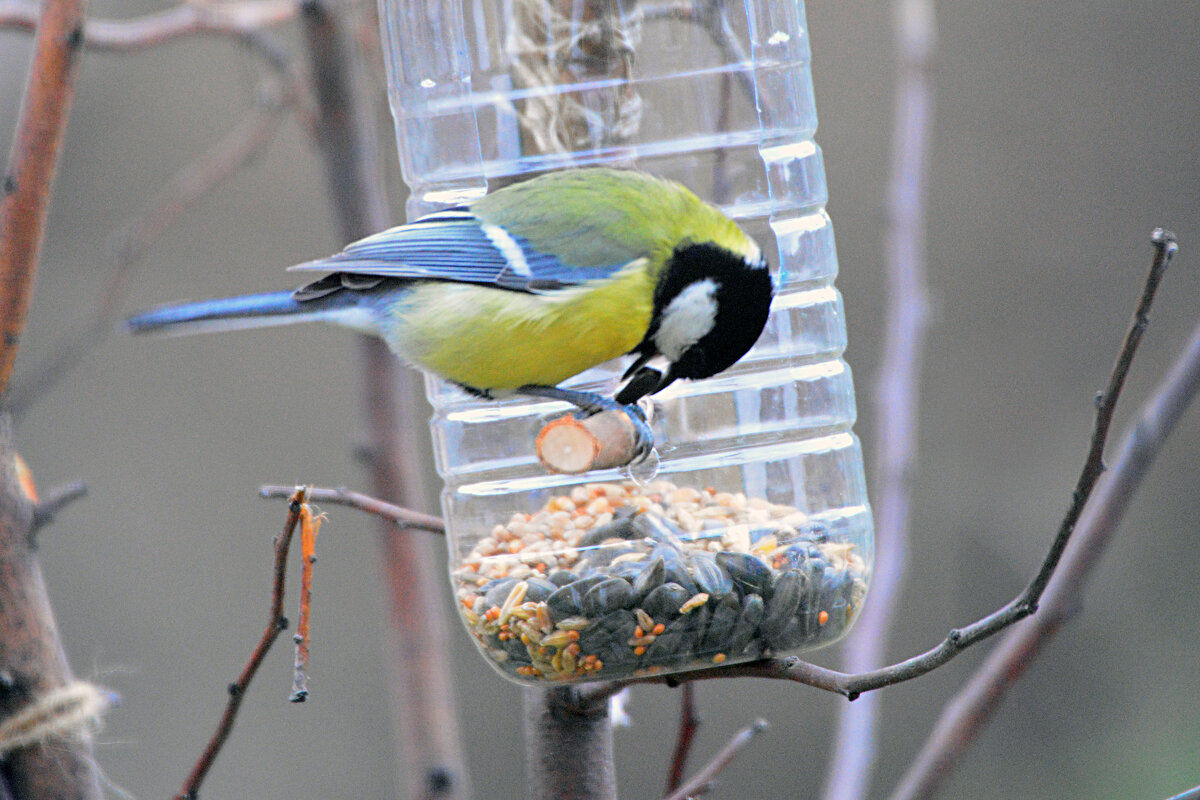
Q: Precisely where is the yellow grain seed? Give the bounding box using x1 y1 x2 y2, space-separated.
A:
570 486 590 505
548 496 574 513
678 593 710 614
497 580 528 626
561 648 577 674
551 651 564 673
635 609 655 632
555 616 591 630
509 601 538 620
541 630 573 648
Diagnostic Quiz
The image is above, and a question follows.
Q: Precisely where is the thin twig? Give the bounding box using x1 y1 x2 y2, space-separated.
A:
662 719 769 800
28 480 87 540
175 486 307 800
290 505 321 702
889 237 1195 800
577 230 1178 704
665 683 700 794
822 2 935 797
8 88 293 416
0 0 297 62
259 484 445 533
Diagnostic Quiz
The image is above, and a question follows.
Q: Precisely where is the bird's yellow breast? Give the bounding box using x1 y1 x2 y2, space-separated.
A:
379 265 654 392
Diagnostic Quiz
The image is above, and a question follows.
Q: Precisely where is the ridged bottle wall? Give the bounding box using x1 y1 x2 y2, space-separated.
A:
379 0 873 683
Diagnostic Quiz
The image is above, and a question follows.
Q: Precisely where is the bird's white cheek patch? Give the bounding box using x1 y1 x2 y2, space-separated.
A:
655 279 719 361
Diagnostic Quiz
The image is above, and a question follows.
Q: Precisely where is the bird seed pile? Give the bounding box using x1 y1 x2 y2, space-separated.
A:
452 480 869 683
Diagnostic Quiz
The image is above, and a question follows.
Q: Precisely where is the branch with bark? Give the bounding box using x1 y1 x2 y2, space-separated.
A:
576 230 1182 711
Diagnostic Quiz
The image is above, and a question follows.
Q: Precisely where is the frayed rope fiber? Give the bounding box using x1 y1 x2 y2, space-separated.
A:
0 681 114 757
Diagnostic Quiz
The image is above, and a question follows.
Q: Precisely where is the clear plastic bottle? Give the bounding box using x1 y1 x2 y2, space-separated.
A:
378 0 873 683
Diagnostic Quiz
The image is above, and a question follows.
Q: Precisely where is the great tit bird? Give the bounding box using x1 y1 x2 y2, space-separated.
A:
128 168 773 452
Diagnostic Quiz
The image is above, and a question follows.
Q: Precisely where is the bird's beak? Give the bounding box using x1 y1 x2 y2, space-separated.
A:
615 359 676 405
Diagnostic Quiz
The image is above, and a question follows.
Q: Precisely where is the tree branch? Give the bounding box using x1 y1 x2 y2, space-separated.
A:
0 0 298 59
662 719 769 800
665 683 700 794
888 240 1198 800
259 484 445 533
175 487 307 800
0 420 102 799
0 0 88 395
28 480 86 541
576 230 1179 703
525 687 617 800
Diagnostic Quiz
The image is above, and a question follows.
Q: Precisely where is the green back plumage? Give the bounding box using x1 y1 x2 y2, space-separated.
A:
470 169 756 279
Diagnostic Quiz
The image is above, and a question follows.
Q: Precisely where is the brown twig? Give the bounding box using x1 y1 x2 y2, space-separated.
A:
259 484 445 533
822 2 935 798
888 235 1194 800
662 719 769 800
175 486 307 800
578 230 1178 705
0 0 88 396
665 683 700 794
0 0 298 59
7 87 293 417
27 479 86 541
290 504 321 702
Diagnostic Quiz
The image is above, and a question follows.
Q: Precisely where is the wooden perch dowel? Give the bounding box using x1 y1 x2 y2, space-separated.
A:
536 411 641 473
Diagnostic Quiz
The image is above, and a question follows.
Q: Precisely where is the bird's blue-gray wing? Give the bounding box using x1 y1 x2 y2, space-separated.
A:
288 209 628 293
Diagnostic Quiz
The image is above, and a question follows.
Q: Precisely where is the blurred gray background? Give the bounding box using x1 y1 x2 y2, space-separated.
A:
3 1 1199 798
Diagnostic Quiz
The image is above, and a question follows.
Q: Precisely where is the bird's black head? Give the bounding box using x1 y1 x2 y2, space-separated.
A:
617 241 773 404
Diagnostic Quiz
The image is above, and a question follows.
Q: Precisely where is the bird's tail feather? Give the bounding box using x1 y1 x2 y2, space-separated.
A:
126 290 371 337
